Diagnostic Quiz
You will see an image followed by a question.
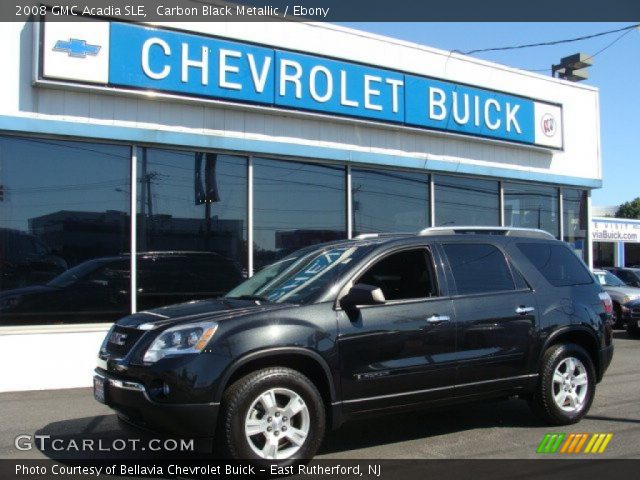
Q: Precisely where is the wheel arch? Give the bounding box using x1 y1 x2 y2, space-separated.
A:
540 326 602 381
214 347 337 406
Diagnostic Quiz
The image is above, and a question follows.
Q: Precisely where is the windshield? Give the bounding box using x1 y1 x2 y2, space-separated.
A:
596 271 625 287
226 244 366 304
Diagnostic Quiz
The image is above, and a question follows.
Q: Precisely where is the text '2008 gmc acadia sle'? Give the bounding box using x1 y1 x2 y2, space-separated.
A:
95 227 614 463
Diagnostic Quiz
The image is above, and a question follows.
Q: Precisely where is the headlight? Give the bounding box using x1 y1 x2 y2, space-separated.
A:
143 321 218 363
622 296 631 304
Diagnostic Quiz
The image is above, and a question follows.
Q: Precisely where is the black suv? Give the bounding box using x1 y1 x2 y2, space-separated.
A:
95 227 614 462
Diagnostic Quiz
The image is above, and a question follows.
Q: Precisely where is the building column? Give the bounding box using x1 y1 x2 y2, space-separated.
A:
616 242 626 267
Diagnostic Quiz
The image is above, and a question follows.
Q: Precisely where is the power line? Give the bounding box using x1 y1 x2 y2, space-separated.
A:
462 23 639 55
525 27 637 73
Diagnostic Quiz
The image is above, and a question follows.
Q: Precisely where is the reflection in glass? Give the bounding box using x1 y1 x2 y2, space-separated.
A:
253 158 346 270
593 242 614 268
227 244 366 304
504 183 559 237
563 188 588 261
0 135 130 325
434 175 499 226
351 169 429 234
136 148 247 309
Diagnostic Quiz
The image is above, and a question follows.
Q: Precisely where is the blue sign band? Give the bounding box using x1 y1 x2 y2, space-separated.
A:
108 23 552 147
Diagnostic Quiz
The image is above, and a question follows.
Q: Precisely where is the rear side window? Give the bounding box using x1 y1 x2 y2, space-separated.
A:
517 243 593 287
442 243 515 295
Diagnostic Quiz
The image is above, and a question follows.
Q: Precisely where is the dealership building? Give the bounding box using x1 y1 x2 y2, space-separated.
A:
0 19 602 391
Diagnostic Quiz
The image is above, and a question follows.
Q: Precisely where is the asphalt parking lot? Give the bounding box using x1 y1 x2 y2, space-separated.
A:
1 331 638 460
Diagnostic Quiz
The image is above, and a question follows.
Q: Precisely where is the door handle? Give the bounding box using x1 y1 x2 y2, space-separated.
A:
426 314 450 323
515 306 535 315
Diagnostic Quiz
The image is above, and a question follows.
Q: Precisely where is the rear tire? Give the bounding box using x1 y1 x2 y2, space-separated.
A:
217 367 325 464
528 343 595 425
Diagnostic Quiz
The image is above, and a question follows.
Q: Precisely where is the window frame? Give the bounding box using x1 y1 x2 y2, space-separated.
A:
335 244 443 309
440 241 523 298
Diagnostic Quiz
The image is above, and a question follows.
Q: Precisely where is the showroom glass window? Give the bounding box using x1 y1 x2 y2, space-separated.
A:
563 188 588 261
0 135 131 325
504 183 559 237
136 148 247 311
351 168 429 235
434 175 499 226
253 158 346 270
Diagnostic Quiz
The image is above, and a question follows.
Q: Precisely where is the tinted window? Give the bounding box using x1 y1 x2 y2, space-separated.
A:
136 148 247 308
517 243 593 287
351 169 429 234
562 188 588 262
253 158 346 270
435 175 499 227
504 183 559 237
0 135 130 325
443 243 515 295
357 249 437 301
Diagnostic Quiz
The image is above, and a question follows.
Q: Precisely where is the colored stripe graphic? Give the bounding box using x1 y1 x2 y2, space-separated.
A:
537 433 566 453
584 433 613 454
560 433 589 453
538 433 613 454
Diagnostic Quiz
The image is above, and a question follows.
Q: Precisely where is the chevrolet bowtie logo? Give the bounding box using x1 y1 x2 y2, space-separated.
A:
53 39 101 58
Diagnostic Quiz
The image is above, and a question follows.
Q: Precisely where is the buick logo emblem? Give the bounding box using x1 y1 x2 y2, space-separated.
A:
541 113 557 137
109 332 128 346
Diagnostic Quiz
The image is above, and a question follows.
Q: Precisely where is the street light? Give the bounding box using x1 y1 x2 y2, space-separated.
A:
552 53 593 82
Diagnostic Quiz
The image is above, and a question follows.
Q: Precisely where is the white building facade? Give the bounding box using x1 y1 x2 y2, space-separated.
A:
0 19 602 392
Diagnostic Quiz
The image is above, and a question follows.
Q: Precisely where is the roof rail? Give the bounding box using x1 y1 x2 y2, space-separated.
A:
417 226 556 240
354 232 413 240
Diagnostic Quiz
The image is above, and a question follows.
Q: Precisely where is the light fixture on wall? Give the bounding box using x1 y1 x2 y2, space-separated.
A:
552 53 593 82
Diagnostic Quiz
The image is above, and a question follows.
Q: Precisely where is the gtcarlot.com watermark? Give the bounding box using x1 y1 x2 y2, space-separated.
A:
14 434 194 453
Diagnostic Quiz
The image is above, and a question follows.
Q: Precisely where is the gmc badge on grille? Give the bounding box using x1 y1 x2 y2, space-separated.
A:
109 331 128 346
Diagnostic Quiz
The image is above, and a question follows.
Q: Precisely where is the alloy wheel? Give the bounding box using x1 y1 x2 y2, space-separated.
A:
552 356 589 412
244 387 311 460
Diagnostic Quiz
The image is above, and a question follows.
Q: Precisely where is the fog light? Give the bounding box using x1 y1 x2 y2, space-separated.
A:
162 383 171 396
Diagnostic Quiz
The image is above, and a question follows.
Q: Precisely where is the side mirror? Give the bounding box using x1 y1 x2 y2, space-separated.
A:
340 283 386 310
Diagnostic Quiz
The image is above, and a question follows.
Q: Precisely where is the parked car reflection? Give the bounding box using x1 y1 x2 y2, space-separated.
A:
0 228 68 290
0 251 243 325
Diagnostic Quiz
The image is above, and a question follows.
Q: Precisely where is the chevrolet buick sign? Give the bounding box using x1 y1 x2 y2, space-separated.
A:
39 20 564 149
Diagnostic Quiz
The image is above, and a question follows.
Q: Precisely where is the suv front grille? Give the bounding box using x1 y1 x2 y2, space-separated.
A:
103 326 144 358
631 308 640 319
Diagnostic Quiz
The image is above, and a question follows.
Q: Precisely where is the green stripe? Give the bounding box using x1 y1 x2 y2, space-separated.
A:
537 433 566 453
550 433 566 453
537 434 553 453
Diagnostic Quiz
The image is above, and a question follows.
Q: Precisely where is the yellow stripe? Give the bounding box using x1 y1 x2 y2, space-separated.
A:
584 434 599 453
560 433 575 453
590 434 606 453
597 434 613 453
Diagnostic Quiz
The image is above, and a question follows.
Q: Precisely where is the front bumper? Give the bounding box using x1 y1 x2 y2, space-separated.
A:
94 369 219 438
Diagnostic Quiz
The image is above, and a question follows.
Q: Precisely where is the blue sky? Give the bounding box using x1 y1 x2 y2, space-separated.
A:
340 23 639 207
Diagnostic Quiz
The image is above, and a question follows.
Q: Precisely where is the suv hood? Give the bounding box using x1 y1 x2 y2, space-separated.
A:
116 298 292 329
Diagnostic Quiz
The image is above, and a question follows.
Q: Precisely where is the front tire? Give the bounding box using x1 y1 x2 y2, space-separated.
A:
217 367 325 463
528 343 595 425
